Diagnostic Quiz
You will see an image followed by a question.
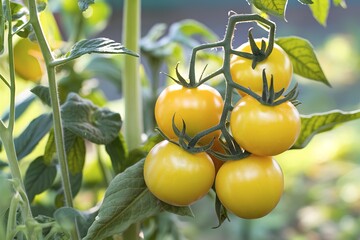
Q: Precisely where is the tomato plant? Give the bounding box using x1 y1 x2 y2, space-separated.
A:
230 94 301 156
230 39 293 96
0 1 359 240
215 155 284 219
155 84 224 145
144 140 215 206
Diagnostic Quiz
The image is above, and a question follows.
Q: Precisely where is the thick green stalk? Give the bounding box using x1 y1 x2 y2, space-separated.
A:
121 0 142 239
122 0 143 150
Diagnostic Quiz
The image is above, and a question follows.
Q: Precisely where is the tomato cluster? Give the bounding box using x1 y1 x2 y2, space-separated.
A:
143 38 301 219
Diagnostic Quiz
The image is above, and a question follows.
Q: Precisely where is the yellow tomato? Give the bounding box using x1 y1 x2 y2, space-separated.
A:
144 140 215 206
215 155 284 219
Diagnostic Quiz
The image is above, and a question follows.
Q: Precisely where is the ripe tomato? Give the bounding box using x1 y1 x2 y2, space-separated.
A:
155 84 224 145
230 39 293 95
230 95 301 156
13 38 44 82
144 140 215 206
215 155 284 219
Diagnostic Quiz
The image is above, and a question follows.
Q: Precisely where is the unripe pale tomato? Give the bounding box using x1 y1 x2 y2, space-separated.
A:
230 39 293 96
215 155 284 219
144 140 215 206
155 84 224 145
230 95 301 156
13 38 44 82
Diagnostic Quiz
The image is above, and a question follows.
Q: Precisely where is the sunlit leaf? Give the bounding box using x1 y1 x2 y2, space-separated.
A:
84 159 193 240
43 130 56 164
14 114 53 160
308 0 330 26
333 0 347 8
56 38 137 65
293 110 360 149
276 37 329 86
67 135 85 175
61 93 122 145
250 0 288 18
24 156 57 202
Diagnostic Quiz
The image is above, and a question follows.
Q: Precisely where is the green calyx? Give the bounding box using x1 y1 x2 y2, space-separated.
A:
253 69 300 106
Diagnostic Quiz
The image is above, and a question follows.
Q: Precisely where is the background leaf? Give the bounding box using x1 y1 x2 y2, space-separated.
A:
298 0 313 4
14 114 52 160
31 85 52 106
250 0 288 18
1 92 36 121
276 37 330 86
78 0 94 12
293 110 360 149
61 93 122 144
24 156 57 202
308 0 330 26
84 159 193 240
105 134 128 174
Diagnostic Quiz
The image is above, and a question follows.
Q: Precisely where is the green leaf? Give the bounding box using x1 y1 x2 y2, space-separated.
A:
84 159 193 240
105 134 128 174
308 0 330 26
78 0 94 12
293 110 360 149
168 19 218 48
24 156 57 202
84 56 122 92
31 85 52 106
57 37 138 65
14 114 53 160
250 0 288 18
1 92 36 121
276 37 330 86
67 135 85 175
44 129 56 164
61 93 122 145
297 0 313 4
54 207 87 234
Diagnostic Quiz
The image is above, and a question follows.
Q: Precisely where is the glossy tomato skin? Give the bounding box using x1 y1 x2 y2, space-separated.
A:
230 95 301 156
144 140 215 206
155 84 224 145
230 39 293 95
215 155 284 219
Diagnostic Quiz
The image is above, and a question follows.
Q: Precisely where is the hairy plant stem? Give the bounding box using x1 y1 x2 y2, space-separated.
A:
27 1 79 239
121 0 142 239
0 0 33 229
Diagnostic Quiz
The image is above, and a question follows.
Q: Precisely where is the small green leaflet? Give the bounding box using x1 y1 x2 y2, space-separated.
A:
54 37 137 66
292 110 360 149
84 159 193 240
249 0 288 18
308 0 330 26
276 37 330 86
